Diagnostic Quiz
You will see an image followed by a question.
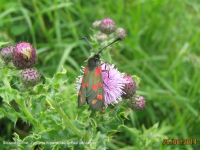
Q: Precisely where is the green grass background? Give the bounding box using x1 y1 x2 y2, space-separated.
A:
0 0 200 149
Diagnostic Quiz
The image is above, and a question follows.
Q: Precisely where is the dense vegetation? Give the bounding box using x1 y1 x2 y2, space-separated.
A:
0 0 199 149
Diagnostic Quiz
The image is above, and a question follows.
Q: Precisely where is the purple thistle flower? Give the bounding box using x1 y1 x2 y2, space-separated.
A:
12 41 37 69
76 63 125 108
100 18 116 34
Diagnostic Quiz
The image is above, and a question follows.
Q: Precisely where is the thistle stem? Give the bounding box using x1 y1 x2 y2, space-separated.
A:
46 96 84 138
3 76 45 131
15 97 45 132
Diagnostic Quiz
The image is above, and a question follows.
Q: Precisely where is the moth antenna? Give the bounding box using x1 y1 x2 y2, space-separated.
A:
98 38 122 54
79 37 97 53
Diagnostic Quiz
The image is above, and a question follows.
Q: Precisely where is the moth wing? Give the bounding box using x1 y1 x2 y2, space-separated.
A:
86 66 104 111
78 66 91 107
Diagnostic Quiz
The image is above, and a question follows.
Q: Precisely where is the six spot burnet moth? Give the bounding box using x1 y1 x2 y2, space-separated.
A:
78 37 121 111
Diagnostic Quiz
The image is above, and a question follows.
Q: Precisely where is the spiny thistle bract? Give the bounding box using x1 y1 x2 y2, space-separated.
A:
12 42 37 69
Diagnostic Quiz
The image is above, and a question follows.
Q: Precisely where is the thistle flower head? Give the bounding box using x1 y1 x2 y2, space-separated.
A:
122 74 137 99
100 18 116 34
115 28 127 40
1 46 14 63
76 63 125 108
92 20 102 30
12 42 37 69
130 95 146 111
20 68 40 88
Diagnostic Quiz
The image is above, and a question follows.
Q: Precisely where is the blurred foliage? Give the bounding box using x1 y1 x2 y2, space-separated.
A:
0 0 200 149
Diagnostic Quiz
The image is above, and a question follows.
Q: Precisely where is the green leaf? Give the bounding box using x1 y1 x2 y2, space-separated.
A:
33 84 48 95
0 88 18 104
91 132 106 150
3 104 19 125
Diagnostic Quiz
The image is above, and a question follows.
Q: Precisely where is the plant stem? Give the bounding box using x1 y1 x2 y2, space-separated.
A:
3 75 45 132
46 96 84 138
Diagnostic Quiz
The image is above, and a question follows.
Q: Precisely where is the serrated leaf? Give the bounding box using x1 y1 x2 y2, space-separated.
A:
92 132 106 150
96 106 126 136
132 75 141 86
33 84 47 95
53 83 60 88
3 104 19 124
69 94 77 101
54 67 67 81
0 88 18 104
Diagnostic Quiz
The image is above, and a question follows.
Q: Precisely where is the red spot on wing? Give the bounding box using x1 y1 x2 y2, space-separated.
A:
92 85 98 90
81 79 83 83
82 84 85 88
92 99 98 104
99 82 102 87
80 97 83 102
97 95 102 99
95 67 100 76
86 81 89 87
100 66 102 74
79 91 81 95
84 66 88 74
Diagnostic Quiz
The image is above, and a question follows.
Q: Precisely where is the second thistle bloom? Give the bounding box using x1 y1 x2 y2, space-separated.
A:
12 42 37 69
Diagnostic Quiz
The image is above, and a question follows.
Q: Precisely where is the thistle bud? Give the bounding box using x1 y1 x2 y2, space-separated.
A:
12 42 37 69
130 95 146 111
1 46 14 63
20 68 40 87
115 28 127 40
96 33 108 43
122 74 137 99
100 18 116 34
92 20 102 30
